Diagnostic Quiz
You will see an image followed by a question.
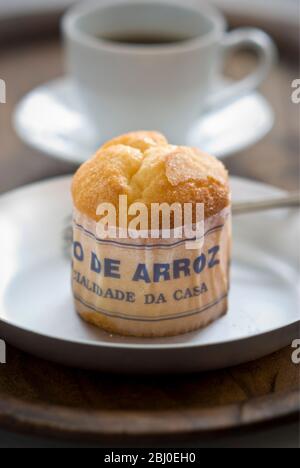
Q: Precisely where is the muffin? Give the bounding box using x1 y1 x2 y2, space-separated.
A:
72 131 231 337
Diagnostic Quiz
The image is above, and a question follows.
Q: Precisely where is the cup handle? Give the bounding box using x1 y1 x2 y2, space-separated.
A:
204 28 277 110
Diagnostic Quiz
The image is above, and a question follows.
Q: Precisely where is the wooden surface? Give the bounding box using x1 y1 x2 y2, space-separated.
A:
0 346 299 441
0 35 299 441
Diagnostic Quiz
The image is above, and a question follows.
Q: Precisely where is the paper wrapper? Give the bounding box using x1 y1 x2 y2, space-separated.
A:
72 207 231 337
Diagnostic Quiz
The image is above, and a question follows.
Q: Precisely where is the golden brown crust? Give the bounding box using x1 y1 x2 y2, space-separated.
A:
101 131 168 152
72 131 230 222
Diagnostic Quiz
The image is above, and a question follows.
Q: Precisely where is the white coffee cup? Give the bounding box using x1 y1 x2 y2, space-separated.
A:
63 0 276 143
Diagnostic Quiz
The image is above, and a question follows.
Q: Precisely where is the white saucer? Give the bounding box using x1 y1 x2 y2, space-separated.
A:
14 77 274 163
0 176 298 373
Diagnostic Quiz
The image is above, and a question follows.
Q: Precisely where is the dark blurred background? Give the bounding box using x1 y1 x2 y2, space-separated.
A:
0 0 299 195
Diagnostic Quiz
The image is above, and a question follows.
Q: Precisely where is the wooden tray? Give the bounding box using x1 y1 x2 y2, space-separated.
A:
0 20 299 442
0 345 299 441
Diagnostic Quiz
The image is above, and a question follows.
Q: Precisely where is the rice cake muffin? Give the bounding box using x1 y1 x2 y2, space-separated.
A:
72 131 231 337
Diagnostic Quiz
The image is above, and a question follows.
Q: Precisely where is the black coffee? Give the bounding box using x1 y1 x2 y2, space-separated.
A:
100 33 189 46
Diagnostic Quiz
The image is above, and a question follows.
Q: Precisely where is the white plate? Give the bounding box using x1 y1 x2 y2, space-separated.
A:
0 176 299 373
14 77 274 163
